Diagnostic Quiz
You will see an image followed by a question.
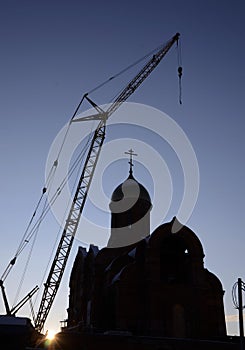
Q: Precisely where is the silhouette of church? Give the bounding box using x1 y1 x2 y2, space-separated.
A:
58 153 239 349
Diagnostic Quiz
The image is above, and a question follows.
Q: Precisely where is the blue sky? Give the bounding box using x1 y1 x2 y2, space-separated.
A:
0 0 245 335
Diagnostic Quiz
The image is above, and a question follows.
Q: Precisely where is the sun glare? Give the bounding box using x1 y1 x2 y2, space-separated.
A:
46 329 56 341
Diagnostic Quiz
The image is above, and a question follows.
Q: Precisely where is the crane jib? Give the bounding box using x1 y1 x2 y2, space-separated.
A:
34 33 180 333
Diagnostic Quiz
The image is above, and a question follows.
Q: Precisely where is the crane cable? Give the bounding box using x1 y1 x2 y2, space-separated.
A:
8 124 95 308
12 93 96 264
0 94 89 285
15 131 93 256
31 129 95 312
85 41 170 97
13 216 40 307
12 94 87 255
12 166 59 307
0 187 47 283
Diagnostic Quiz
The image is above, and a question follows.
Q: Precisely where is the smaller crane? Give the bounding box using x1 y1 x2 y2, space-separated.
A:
0 279 38 316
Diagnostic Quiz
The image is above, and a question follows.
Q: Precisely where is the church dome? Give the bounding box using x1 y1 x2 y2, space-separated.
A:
111 174 151 204
108 149 152 248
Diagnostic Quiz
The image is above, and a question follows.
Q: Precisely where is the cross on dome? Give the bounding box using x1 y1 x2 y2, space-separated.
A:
124 149 138 177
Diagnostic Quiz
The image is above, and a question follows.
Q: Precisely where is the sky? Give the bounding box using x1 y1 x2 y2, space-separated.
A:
0 0 245 336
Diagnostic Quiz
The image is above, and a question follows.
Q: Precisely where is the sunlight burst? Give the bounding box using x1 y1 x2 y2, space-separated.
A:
46 329 56 341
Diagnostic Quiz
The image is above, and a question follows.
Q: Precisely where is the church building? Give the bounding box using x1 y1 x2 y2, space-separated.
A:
58 155 239 349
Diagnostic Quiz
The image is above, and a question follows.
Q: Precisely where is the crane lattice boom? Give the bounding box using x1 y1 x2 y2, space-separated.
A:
34 32 180 333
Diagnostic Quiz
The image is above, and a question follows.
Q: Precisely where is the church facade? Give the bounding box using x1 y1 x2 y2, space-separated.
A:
54 162 242 350
66 170 228 342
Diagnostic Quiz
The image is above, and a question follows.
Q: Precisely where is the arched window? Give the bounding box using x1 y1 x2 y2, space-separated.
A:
160 236 191 283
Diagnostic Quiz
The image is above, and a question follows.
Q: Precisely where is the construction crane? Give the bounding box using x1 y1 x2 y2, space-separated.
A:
34 32 181 333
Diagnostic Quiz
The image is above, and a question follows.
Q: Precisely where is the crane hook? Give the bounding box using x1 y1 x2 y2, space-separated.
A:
178 66 183 105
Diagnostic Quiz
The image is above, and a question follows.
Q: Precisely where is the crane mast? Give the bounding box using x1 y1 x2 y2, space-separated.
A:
34 32 180 333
